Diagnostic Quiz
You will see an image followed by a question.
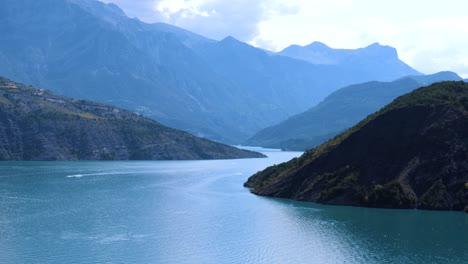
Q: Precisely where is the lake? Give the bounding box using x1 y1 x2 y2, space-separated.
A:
0 149 467 263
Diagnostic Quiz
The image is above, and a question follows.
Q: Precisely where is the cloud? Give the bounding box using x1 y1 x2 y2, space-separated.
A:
100 0 298 41
156 0 264 40
99 0 160 20
156 0 209 18
154 0 299 41
249 0 468 77
380 17 468 77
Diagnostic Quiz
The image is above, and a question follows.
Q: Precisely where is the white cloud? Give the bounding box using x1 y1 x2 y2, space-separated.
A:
100 0 297 40
101 0 468 77
151 0 293 41
156 0 210 18
99 0 163 22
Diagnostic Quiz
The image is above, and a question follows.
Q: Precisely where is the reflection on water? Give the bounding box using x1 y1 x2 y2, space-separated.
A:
0 150 467 263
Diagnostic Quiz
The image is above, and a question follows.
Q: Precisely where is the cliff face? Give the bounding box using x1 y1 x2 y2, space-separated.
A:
245 82 468 212
0 77 265 160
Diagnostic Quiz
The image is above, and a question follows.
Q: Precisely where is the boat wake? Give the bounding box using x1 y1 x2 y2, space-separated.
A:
66 174 84 178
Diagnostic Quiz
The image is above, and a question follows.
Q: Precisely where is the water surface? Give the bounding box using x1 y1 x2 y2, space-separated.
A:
0 150 467 263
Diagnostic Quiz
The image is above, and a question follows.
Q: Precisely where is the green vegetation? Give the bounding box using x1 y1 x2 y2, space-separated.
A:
59 109 100 120
388 81 468 112
314 167 362 202
0 96 11 105
369 181 416 208
299 81 468 165
35 100 100 119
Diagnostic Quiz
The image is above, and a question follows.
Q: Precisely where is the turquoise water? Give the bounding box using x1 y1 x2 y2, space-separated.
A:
0 149 467 263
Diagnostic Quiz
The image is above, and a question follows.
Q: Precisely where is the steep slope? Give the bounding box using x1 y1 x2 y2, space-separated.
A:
247 71 462 150
0 77 264 160
0 0 420 143
245 81 468 212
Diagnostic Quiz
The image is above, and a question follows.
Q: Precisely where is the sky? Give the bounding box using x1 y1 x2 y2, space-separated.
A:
100 0 468 78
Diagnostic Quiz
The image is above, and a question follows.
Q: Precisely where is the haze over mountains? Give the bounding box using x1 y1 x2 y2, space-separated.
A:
0 0 420 143
247 71 462 150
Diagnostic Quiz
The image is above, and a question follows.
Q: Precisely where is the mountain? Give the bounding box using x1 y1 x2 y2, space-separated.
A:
0 77 265 160
193 37 421 125
0 0 420 143
247 71 462 150
245 81 468 212
279 41 418 80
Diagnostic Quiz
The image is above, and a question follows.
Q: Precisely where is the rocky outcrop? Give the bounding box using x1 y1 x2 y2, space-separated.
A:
0 77 265 160
245 81 468 211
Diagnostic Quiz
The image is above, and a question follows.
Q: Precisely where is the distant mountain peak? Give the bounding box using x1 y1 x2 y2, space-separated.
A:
105 3 127 17
219 36 258 51
360 42 398 58
278 40 415 74
221 35 240 43
68 0 128 22
305 41 330 50
367 42 382 47
401 71 461 84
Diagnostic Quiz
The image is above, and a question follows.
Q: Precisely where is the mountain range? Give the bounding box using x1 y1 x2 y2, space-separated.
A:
0 0 420 143
0 77 264 160
247 71 462 150
245 81 468 212
279 41 417 79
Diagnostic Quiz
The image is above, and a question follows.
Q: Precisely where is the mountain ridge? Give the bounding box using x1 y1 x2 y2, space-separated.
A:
280 42 398 65
247 71 462 150
0 77 265 160
245 81 468 212
0 0 421 143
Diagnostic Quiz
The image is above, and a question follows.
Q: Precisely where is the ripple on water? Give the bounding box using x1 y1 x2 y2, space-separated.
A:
1 155 467 264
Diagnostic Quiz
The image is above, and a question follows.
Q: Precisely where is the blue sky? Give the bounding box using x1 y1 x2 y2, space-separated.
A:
100 0 468 77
